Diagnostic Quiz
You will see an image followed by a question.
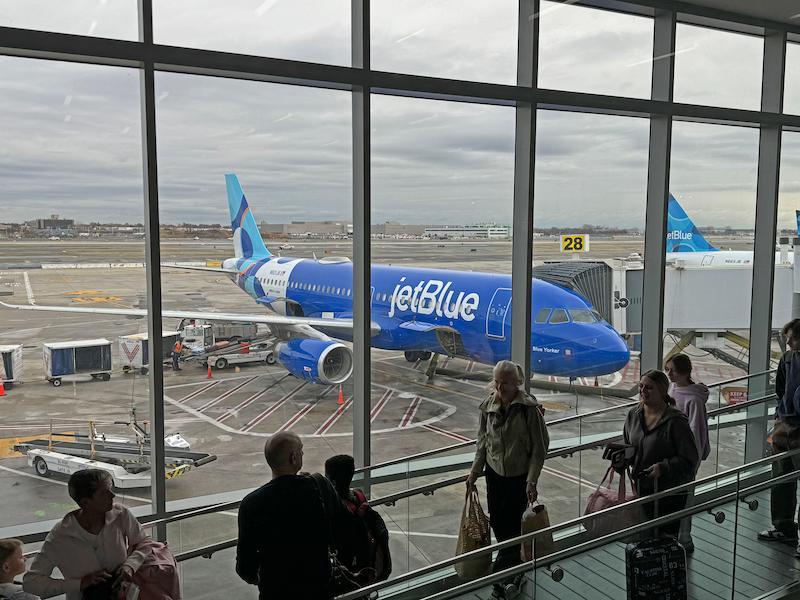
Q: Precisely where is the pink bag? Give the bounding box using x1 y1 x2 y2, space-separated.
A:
132 542 181 600
583 466 644 537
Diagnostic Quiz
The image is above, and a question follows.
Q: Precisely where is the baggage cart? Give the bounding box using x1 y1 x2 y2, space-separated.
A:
43 338 112 387
0 344 23 389
119 331 181 375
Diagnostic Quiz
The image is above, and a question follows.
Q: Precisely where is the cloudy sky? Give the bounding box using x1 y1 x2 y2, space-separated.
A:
0 0 799 228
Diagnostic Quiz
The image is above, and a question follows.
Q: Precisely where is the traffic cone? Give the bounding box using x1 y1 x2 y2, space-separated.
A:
207 365 213 379
337 385 344 405
0 379 5 397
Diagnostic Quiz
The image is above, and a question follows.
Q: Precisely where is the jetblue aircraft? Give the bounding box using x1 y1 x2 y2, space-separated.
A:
666 194 793 267
1 174 630 385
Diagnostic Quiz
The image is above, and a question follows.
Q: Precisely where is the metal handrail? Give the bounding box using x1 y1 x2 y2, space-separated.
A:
353 368 774 475
415 466 800 600
334 446 800 600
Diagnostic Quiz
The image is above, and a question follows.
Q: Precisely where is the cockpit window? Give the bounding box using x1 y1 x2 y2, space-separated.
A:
549 308 569 324
534 308 551 324
568 309 598 323
591 310 603 322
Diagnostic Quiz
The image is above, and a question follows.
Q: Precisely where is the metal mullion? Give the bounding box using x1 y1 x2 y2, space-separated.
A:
351 0 371 491
511 0 539 385
138 0 166 540
746 28 786 462
640 8 675 373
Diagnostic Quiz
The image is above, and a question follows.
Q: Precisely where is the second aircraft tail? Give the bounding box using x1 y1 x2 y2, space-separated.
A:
666 194 718 253
225 173 272 259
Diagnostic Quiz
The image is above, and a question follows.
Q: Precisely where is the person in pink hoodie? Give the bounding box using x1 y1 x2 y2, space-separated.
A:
23 469 153 600
665 353 710 554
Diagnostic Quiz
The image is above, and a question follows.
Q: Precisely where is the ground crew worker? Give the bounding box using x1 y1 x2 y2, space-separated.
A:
171 339 183 371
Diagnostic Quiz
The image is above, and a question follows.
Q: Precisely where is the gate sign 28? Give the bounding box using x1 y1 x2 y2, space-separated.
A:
560 234 590 253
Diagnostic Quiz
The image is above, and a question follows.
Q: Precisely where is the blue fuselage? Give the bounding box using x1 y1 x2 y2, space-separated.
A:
224 255 630 377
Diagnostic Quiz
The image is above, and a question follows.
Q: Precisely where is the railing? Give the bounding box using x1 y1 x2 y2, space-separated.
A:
334 447 800 600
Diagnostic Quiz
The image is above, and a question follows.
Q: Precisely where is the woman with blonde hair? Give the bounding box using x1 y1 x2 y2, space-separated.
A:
466 360 549 598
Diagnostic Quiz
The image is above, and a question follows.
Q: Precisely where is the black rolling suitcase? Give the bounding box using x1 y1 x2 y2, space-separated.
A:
625 537 687 600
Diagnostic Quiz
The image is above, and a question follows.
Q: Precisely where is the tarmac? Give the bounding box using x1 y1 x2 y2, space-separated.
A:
0 237 748 581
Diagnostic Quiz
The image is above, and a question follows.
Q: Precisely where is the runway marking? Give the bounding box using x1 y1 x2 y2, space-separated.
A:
241 381 308 432
0 464 150 503
466 360 475 373
197 376 260 413
541 465 595 491
217 374 292 423
23 271 35 305
276 402 317 433
178 380 221 403
164 383 456 438
314 397 353 435
422 423 472 443
370 389 394 423
399 396 421 428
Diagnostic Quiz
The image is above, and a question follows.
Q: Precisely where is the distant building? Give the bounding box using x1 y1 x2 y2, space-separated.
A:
372 222 427 236
34 214 74 231
424 224 510 239
260 220 351 236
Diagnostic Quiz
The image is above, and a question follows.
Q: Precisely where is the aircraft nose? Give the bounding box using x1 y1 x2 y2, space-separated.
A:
598 328 630 374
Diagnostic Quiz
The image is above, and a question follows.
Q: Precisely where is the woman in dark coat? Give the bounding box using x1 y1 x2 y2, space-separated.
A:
623 369 699 538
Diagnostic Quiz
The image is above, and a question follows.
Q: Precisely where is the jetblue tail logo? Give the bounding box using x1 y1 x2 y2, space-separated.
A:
666 194 718 253
225 173 271 259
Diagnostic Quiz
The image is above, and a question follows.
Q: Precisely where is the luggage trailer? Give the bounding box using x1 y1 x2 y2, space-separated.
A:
13 418 217 489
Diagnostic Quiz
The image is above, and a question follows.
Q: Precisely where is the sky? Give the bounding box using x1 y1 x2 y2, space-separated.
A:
0 0 799 228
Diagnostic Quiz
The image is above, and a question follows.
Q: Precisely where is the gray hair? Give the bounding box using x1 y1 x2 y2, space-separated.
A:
493 360 525 386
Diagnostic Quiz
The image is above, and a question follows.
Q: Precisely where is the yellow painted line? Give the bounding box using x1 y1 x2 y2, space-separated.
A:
0 433 74 459
72 296 122 303
66 289 103 295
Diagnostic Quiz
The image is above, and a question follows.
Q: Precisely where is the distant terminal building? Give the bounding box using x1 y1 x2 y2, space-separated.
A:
424 223 510 239
372 222 427 237
260 220 351 236
33 214 74 231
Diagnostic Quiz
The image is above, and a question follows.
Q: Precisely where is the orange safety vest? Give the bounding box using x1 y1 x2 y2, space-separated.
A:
173 341 183 353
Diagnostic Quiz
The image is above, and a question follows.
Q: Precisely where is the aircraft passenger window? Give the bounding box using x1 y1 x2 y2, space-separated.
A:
347 289 351 296
568 309 597 323
336 288 341 295
549 308 569 324
534 308 551 324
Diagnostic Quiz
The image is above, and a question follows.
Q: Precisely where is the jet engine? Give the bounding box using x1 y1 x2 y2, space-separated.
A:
275 339 353 385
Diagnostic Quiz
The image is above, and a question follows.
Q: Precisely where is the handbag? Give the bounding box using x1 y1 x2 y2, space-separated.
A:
584 466 645 537
454 489 491 580
131 542 180 600
520 502 554 561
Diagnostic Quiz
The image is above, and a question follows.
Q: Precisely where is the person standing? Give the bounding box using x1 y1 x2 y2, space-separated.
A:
665 353 710 553
466 360 549 599
624 370 699 539
758 318 800 558
171 338 183 372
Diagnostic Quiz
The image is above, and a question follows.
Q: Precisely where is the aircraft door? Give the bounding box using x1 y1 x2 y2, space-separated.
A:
486 287 512 340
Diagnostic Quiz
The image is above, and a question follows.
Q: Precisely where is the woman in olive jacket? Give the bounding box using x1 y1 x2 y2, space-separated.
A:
624 369 699 538
466 360 550 582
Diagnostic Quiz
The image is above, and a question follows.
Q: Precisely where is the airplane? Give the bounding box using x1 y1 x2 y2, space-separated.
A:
666 194 794 267
0 174 630 385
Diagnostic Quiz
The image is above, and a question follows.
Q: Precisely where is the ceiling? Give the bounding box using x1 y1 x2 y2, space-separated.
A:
677 0 800 26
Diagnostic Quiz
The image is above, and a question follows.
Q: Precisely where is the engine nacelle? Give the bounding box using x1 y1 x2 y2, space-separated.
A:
276 339 353 385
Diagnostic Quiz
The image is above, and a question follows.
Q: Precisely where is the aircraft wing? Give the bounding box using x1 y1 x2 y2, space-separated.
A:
162 264 238 274
0 300 357 330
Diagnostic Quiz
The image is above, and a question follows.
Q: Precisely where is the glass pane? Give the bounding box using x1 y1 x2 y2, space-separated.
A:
534 110 648 393
786 42 800 115
538 1 653 98
0 57 148 530
674 24 763 110
155 71 352 508
666 121 759 378
153 0 351 65
370 94 514 466
0 0 138 39
371 0 517 84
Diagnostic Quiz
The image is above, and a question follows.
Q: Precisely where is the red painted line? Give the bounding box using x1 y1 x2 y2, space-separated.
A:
620 361 631 383
413 359 421 370
277 402 317 433
197 376 259 412
440 357 450 369
178 380 221 403
217 374 291 422
399 396 421 428
314 397 353 435
422 423 472 443
242 381 307 432
370 389 393 423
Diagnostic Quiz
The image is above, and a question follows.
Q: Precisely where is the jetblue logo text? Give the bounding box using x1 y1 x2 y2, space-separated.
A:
666 230 692 240
388 278 480 321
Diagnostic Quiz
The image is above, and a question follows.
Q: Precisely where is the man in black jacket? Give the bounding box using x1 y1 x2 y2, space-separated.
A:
236 432 344 599
758 319 800 557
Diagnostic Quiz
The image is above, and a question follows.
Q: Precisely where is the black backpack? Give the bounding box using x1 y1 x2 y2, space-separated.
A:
344 489 393 581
